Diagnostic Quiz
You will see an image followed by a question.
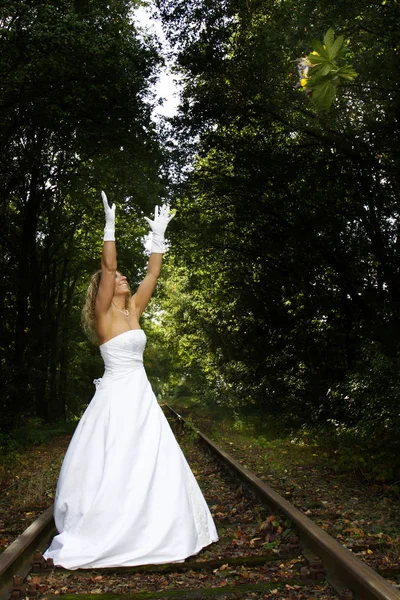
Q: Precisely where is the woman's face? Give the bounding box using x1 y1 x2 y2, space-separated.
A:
114 271 130 296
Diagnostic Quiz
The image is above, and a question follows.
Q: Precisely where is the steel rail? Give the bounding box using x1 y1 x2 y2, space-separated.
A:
0 506 55 600
164 403 400 600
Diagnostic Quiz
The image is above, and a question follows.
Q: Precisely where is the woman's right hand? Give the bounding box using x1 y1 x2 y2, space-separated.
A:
95 191 118 328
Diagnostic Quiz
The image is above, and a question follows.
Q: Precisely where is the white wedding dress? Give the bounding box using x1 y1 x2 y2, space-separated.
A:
43 329 218 569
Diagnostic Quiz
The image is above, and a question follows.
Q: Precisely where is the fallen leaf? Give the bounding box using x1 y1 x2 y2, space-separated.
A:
249 537 262 546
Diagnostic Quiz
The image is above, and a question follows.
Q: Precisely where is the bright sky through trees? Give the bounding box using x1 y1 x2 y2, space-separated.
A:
134 5 180 118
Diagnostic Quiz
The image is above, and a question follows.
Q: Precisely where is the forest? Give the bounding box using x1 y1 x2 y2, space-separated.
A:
0 0 399 477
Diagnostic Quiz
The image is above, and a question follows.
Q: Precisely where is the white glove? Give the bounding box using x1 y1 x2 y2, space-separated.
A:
144 204 175 253
101 191 115 242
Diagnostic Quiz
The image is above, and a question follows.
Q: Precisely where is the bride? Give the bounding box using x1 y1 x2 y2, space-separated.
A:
43 192 218 569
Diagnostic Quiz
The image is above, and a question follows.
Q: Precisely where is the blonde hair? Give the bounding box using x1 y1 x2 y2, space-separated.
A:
82 270 102 343
82 270 132 344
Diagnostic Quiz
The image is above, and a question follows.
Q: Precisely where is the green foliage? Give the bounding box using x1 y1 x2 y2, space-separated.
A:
323 342 400 453
155 0 400 458
298 28 358 110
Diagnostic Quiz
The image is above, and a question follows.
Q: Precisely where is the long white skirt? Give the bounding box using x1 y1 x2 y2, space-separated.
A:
43 341 218 569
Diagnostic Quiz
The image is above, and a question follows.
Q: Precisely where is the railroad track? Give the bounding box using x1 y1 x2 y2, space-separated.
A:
0 404 399 600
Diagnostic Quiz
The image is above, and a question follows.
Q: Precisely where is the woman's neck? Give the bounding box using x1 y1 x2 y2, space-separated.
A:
112 298 127 311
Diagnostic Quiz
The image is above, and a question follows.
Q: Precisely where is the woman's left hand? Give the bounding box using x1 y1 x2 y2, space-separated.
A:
144 205 175 254
144 204 175 236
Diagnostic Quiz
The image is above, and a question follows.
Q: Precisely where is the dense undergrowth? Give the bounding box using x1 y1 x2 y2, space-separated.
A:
172 397 400 496
0 418 77 483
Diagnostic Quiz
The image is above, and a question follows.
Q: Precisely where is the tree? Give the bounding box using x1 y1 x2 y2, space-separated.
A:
155 0 400 433
0 0 166 427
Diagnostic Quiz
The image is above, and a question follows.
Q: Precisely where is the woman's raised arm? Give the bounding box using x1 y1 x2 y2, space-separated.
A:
132 205 175 318
95 191 117 317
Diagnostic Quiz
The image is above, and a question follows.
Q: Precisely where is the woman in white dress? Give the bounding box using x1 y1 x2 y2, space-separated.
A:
43 192 218 569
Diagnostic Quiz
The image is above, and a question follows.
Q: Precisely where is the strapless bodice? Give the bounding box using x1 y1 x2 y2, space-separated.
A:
100 329 146 378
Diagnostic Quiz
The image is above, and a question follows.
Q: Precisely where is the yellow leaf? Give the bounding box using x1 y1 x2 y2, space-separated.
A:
250 537 262 546
343 527 364 536
213 563 229 573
